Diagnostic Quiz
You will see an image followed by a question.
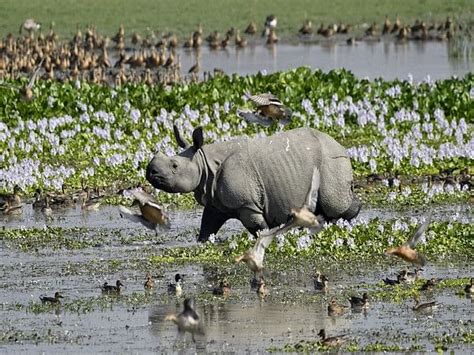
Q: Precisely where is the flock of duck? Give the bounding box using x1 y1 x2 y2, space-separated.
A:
0 14 466 88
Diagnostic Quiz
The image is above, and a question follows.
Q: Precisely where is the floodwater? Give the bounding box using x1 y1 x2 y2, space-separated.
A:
178 40 473 81
1 205 473 353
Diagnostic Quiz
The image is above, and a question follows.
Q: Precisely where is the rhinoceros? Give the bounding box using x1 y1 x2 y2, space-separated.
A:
146 126 361 242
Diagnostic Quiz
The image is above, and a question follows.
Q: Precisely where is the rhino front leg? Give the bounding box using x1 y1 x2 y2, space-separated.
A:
198 205 230 242
239 208 269 237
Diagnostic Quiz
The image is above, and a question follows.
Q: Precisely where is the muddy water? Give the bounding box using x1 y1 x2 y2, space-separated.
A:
178 40 472 81
1 205 473 353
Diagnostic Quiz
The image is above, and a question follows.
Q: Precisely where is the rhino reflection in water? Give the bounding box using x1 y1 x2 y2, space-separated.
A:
146 126 361 242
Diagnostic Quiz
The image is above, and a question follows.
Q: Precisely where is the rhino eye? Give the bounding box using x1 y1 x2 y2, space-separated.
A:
171 161 178 169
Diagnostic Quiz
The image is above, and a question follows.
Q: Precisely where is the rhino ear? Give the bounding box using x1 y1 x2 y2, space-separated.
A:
173 124 190 149
192 127 204 151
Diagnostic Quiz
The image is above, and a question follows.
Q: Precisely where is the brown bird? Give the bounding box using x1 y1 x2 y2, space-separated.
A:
412 296 437 311
119 189 169 230
318 329 347 347
237 92 292 126
299 20 313 35
144 272 155 289
385 212 432 266
328 298 349 316
212 278 231 297
244 22 257 35
100 280 124 294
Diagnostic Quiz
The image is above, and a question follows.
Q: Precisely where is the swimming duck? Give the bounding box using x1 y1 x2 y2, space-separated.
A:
382 272 404 286
318 329 347 347
349 292 369 309
79 187 102 211
237 92 292 126
40 291 63 304
314 271 328 291
42 195 53 217
266 28 279 45
100 280 124 294
168 273 183 296
412 296 437 311
464 278 473 294
1 185 23 209
382 15 392 34
144 272 155 289
328 298 349 316
385 212 432 266
165 298 205 343
32 188 45 209
119 189 169 231
212 278 231 297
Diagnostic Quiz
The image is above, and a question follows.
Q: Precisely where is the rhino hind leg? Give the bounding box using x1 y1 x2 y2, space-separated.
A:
198 205 231 242
340 195 362 220
239 208 269 237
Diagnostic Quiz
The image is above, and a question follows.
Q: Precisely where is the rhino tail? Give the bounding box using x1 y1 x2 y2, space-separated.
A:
339 195 361 220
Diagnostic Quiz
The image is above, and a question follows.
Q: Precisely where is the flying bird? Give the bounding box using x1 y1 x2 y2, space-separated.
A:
385 212 432 266
237 92 292 126
119 189 169 231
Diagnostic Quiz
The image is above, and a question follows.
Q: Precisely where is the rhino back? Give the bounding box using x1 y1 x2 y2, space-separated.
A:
214 128 334 226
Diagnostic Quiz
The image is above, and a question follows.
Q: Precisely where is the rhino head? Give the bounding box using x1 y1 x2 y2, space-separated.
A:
146 126 204 193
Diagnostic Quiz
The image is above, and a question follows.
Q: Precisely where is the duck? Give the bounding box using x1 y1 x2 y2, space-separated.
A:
212 278 231 297
235 234 271 281
299 20 313 35
20 19 41 34
165 298 204 343
257 278 269 298
328 298 349 316
42 195 53 217
385 212 432 266
244 22 257 35
144 272 155 290
464 278 473 294
100 280 124 294
412 297 437 311
79 187 102 211
119 189 169 231
318 329 347 347
32 188 45 209
40 291 63 304
382 272 404 286
262 15 277 36
398 268 422 284
1 185 23 209
235 30 247 48
349 292 369 309
168 273 183 296
420 278 438 291
382 15 392 34
266 28 279 45
237 92 292 126
313 271 328 291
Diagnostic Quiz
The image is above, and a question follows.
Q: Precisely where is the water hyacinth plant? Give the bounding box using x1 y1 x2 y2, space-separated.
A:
0 68 471 207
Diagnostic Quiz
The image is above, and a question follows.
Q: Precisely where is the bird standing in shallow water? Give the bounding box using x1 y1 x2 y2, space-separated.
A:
165 298 205 343
212 279 231 297
412 296 437 311
386 212 432 266
144 272 155 289
119 189 169 231
313 271 328 291
237 92 292 126
168 273 183 296
40 292 63 304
